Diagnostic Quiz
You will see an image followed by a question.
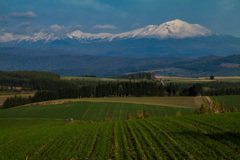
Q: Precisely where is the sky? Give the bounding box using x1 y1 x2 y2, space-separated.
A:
0 0 240 41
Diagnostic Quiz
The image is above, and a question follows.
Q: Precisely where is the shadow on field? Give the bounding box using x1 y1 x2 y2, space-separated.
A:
179 131 240 150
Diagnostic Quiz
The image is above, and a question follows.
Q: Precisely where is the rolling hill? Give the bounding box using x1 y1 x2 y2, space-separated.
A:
1 48 240 77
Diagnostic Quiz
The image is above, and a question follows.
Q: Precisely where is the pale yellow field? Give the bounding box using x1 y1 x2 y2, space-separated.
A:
23 96 211 109
199 76 240 80
77 97 211 108
61 76 129 82
156 76 240 82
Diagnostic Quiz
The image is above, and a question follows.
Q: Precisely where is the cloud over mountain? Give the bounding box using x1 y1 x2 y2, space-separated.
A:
92 25 117 29
16 22 32 28
9 11 37 18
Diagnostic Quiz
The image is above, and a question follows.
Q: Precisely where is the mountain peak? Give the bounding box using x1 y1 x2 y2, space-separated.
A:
115 19 214 39
165 19 186 24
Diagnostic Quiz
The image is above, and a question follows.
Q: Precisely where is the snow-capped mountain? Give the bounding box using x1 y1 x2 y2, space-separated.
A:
115 19 214 39
18 19 216 42
1 19 240 58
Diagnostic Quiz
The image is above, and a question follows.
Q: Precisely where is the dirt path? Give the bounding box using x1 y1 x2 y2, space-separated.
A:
205 96 213 107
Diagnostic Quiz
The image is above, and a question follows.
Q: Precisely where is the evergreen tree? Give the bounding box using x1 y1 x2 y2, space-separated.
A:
210 75 215 80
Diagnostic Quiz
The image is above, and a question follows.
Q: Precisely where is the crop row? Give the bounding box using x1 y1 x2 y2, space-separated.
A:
0 113 240 159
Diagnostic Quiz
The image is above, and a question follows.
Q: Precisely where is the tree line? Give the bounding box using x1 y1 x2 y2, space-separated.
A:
118 72 155 80
3 81 240 109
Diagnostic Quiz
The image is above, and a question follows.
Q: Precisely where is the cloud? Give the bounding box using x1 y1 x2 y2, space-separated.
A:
0 33 20 42
75 25 83 28
49 24 63 32
48 24 83 33
92 24 117 29
218 0 238 10
16 22 31 28
9 11 37 18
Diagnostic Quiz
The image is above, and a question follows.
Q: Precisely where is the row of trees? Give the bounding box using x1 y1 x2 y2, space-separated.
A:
3 81 240 109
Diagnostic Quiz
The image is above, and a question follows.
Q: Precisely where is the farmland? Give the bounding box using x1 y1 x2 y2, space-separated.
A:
0 113 239 159
211 95 240 110
0 101 194 121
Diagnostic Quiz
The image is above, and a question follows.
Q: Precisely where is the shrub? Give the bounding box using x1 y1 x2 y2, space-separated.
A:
176 111 181 116
229 106 238 112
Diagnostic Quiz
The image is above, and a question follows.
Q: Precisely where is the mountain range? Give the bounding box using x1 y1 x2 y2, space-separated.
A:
1 19 240 77
1 19 240 57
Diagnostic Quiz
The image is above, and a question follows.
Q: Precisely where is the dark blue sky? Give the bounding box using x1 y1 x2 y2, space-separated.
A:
0 0 240 37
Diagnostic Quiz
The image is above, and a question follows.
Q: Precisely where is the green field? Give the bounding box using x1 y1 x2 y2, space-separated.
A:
211 95 240 110
0 113 239 159
0 102 194 121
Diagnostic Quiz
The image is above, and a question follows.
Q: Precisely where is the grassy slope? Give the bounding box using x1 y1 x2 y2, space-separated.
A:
211 95 240 110
0 113 239 159
0 102 194 121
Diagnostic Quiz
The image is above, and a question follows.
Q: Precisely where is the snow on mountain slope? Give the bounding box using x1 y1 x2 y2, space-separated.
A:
18 19 215 42
67 30 113 40
116 19 214 39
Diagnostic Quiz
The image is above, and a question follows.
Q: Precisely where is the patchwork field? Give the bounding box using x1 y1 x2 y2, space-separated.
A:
211 95 240 110
0 113 239 159
0 102 194 121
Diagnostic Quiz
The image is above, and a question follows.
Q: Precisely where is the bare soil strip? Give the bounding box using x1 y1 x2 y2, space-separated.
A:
87 128 101 159
110 124 115 160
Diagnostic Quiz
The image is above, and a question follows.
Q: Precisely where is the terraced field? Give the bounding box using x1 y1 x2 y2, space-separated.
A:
0 113 239 159
0 102 194 121
211 95 240 110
